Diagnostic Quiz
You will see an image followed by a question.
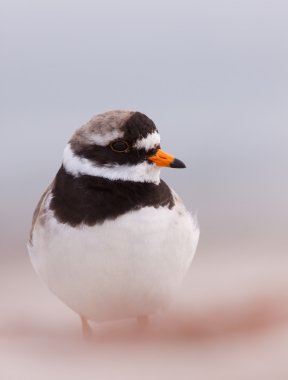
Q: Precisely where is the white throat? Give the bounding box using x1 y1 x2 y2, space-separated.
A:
62 144 161 184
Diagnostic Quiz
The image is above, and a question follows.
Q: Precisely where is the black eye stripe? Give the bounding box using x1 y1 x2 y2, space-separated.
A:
110 140 130 153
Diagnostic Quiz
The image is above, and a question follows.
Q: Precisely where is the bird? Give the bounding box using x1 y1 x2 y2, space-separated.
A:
28 110 199 338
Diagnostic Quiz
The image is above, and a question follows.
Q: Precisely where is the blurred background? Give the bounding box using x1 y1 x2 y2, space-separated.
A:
1 0 288 379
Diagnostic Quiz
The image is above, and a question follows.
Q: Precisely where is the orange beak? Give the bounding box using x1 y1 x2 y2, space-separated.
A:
148 149 186 168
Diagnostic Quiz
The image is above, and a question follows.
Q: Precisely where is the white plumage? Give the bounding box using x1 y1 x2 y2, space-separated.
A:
63 143 162 184
28 110 200 327
29 190 199 322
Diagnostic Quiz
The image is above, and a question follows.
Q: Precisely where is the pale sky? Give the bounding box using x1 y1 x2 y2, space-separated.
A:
1 0 287 255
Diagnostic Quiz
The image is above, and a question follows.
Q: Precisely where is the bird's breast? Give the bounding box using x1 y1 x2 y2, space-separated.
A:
29 200 199 321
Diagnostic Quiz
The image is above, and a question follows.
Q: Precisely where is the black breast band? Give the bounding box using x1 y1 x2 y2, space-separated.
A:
50 166 175 226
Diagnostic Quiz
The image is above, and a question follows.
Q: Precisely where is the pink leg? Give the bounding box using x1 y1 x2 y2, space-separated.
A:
80 315 93 340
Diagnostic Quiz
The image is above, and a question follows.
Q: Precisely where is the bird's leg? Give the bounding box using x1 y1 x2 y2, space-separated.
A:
137 315 149 329
80 315 93 340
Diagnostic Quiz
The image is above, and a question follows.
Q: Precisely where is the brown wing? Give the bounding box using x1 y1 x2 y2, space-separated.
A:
29 180 55 246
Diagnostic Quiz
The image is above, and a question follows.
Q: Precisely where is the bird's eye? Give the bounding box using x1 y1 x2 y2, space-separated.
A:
110 140 130 153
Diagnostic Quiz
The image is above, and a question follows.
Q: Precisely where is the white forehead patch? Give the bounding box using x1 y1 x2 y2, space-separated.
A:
63 144 161 184
89 129 125 146
133 131 160 151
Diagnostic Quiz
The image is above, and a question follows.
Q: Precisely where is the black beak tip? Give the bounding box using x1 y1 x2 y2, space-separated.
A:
170 158 186 168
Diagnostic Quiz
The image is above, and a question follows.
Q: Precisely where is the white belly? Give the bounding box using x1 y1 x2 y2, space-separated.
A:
29 199 199 322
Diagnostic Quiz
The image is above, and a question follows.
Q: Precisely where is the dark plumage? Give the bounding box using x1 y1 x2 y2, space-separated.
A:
70 112 159 167
50 166 174 227
28 109 199 333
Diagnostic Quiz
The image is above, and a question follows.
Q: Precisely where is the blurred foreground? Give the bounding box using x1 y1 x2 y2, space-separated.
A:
1 249 288 380
2 0 288 378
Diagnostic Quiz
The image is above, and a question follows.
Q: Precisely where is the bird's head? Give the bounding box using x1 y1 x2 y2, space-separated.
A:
63 110 185 184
